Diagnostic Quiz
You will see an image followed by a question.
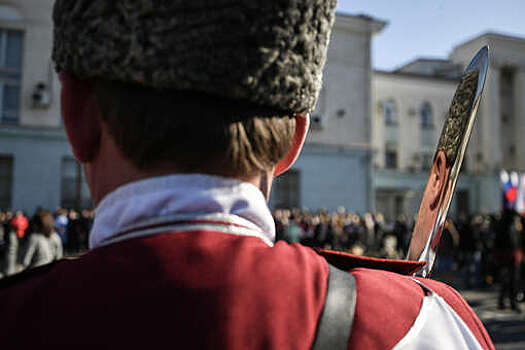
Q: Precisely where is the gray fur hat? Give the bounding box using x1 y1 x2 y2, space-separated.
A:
53 0 338 114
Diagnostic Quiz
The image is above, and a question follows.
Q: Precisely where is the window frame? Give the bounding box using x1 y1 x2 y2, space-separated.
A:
0 28 23 126
0 154 13 210
383 99 398 126
420 102 433 129
385 149 398 169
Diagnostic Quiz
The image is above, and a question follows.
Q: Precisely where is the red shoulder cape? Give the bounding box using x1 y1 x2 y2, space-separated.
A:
0 231 494 349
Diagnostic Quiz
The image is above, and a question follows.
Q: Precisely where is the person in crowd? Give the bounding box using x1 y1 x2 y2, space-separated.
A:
66 209 81 253
298 213 316 247
495 209 523 312
363 212 376 249
458 214 482 288
79 209 94 250
373 212 386 251
313 210 330 248
285 215 303 243
21 211 63 270
28 207 44 239
3 211 17 276
379 235 401 260
434 218 460 284
0 212 5 275
392 214 410 256
54 207 69 246
80 209 94 251
9 210 28 241
483 214 499 286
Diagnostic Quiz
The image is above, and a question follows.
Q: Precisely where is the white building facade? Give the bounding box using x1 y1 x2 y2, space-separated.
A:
372 71 456 220
271 14 385 212
371 33 525 220
0 0 90 213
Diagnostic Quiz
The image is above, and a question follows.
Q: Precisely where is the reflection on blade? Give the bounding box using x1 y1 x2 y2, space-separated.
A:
408 46 489 277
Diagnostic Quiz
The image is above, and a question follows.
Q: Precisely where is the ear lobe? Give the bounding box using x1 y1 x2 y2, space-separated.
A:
274 114 309 176
430 151 448 209
61 73 102 163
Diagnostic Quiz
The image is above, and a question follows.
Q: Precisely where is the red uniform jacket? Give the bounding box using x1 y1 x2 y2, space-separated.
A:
0 220 494 349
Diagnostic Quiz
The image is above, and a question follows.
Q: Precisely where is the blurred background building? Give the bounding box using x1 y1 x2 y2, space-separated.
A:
372 33 525 220
0 1 89 214
0 0 522 219
372 64 458 220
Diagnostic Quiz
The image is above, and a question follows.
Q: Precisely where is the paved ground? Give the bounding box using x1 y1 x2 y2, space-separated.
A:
461 288 525 349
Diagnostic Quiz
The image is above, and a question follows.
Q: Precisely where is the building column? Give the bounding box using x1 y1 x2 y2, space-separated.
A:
514 67 525 170
479 63 501 172
367 152 376 213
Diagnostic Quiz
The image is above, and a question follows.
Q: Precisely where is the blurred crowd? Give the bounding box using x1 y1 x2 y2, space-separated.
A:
274 208 525 312
2 204 525 311
0 208 94 277
273 208 411 259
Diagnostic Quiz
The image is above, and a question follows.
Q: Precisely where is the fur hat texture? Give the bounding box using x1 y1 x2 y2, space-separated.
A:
53 0 338 113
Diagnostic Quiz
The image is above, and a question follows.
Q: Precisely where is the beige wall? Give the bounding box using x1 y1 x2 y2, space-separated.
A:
308 14 385 149
372 72 457 170
0 0 60 128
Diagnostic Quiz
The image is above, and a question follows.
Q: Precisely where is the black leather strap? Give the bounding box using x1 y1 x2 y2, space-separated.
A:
312 264 357 350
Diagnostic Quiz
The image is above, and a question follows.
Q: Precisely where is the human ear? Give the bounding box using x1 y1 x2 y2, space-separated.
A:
429 151 448 209
274 114 309 176
60 73 102 163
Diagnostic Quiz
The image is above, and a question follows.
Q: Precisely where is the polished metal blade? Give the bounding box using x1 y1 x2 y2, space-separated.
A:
407 46 489 277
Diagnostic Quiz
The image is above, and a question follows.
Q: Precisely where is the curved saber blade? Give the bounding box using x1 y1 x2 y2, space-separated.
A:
407 46 489 277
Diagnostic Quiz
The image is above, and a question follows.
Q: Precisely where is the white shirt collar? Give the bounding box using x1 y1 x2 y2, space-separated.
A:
89 174 275 249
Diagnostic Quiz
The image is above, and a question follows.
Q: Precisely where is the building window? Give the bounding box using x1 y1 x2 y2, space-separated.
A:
272 169 301 208
0 154 13 210
385 149 398 169
421 102 433 128
383 100 397 125
500 68 513 97
500 67 514 126
0 29 23 125
61 157 91 209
